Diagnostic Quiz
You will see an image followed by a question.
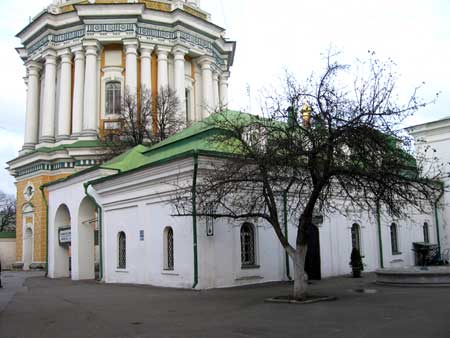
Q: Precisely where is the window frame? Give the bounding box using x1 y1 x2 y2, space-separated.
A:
390 223 400 254
163 227 174 271
117 231 126 270
105 81 122 116
423 222 430 243
351 223 361 252
240 222 258 268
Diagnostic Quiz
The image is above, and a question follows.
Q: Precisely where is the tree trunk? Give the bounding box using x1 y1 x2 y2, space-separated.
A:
293 243 308 300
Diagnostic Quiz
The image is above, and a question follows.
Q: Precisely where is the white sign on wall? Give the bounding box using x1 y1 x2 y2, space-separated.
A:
59 227 71 246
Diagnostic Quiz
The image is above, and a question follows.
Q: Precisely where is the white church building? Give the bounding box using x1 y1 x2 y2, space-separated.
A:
8 0 450 289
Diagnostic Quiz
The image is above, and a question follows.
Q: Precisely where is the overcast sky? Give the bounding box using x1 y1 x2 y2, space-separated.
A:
1 0 449 195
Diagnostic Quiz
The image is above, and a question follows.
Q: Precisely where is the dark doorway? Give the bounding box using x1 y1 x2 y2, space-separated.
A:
305 224 321 280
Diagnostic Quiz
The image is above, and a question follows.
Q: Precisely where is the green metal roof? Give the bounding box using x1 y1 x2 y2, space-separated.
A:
97 110 246 175
44 110 250 188
101 144 152 172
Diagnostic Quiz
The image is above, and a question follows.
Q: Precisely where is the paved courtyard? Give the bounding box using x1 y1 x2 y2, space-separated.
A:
1 271 450 338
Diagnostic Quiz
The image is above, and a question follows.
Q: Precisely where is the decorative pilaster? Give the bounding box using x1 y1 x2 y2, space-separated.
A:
173 46 188 121
124 39 139 99
23 62 42 151
56 49 73 141
140 43 154 96
71 46 85 138
40 49 58 143
157 46 171 92
219 71 230 108
198 56 214 117
82 40 101 138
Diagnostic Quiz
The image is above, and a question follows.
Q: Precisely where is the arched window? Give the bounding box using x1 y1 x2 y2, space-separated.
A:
351 223 361 251
106 81 121 115
117 231 126 269
164 227 174 270
390 223 399 254
423 222 430 243
240 223 256 267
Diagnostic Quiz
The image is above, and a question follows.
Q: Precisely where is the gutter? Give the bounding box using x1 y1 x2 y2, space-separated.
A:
83 183 103 282
39 186 49 277
283 192 292 280
192 152 199 288
376 201 384 269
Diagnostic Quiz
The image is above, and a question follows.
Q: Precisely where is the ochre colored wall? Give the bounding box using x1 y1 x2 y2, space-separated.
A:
16 173 71 263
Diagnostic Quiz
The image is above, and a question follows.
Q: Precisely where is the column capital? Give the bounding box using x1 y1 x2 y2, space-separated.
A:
83 39 101 55
123 38 139 47
140 43 155 57
123 39 139 56
25 61 42 74
42 49 57 64
58 48 73 64
172 45 189 58
156 45 171 57
220 71 230 81
198 55 214 69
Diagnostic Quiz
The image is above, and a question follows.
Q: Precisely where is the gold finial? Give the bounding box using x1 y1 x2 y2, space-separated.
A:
301 101 312 127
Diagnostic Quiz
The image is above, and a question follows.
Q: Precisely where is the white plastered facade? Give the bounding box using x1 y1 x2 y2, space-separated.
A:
47 154 440 289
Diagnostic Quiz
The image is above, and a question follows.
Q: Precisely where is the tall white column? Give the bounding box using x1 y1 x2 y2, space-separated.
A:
140 43 154 97
124 39 139 99
219 71 230 108
40 50 58 143
82 40 100 138
212 71 220 110
173 46 188 121
23 62 42 150
71 46 85 138
157 46 171 92
198 56 214 117
56 49 73 141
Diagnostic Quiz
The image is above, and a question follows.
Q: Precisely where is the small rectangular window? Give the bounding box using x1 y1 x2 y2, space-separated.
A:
139 230 144 241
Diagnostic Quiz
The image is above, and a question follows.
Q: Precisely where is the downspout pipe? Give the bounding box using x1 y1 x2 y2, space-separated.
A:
283 192 292 280
39 186 49 277
84 183 103 282
376 200 384 269
434 182 445 253
192 152 199 289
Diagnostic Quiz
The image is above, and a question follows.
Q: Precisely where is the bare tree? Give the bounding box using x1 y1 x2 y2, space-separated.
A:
0 191 16 232
174 51 442 300
100 86 183 158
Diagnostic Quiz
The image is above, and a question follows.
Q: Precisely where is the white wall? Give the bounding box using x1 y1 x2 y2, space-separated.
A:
0 238 16 270
103 201 194 288
47 169 106 280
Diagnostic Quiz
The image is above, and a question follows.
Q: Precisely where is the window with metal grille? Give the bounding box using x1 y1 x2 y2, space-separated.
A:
423 222 430 243
351 223 361 251
106 81 121 115
164 227 174 270
118 231 126 269
240 223 255 267
390 223 399 254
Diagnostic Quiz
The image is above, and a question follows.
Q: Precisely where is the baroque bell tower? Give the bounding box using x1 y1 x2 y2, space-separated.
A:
8 0 235 270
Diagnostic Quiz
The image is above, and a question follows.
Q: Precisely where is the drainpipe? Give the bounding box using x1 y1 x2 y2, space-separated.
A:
39 186 49 277
192 153 199 289
376 200 384 269
84 183 103 282
434 183 444 253
283 192 292 280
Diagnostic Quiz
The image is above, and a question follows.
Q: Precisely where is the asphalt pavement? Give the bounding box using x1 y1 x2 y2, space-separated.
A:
0 272 449 338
